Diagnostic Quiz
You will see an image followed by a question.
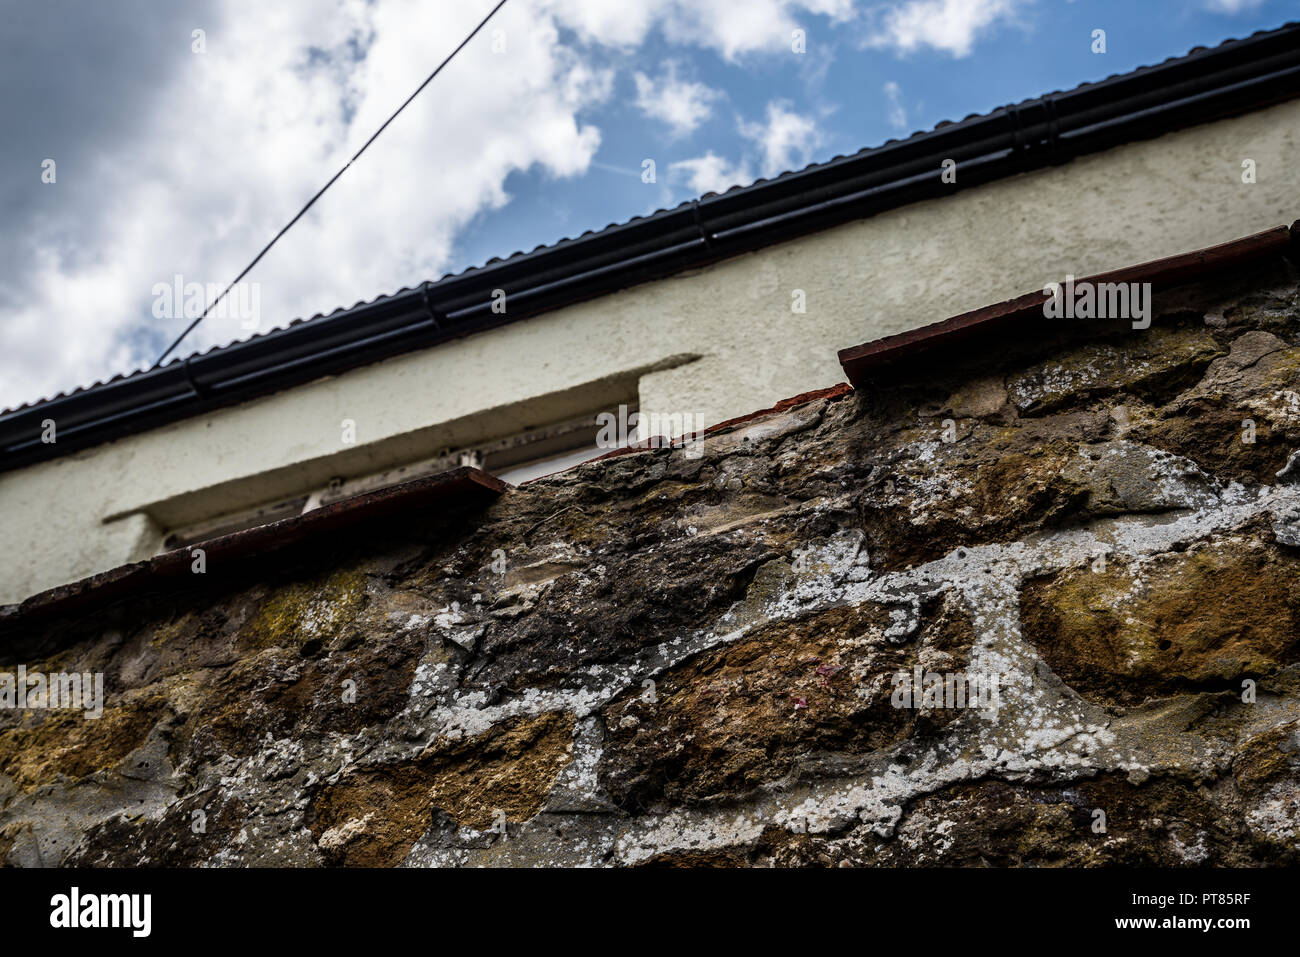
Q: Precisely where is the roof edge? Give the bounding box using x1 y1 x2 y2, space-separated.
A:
4 21 1300 471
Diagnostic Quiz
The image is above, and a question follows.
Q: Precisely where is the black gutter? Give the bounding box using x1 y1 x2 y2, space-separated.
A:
3 22 1299 472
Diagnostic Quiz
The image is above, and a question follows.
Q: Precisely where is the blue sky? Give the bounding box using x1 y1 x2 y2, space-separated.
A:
0 0 1294 410
450 0 1295 275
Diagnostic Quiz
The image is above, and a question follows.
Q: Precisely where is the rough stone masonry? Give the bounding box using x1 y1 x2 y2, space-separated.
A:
3 252 1300 867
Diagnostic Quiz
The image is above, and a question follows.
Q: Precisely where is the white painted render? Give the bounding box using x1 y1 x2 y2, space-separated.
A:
3 98 1298 603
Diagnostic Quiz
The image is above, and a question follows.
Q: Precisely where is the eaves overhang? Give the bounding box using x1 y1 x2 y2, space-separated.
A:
3 21 1299 473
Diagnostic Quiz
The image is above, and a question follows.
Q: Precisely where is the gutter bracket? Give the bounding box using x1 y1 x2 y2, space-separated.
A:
1043 94 1061 161
181 356 207 401
421 281 444 331
691 199 715 250
1009 98 1060 163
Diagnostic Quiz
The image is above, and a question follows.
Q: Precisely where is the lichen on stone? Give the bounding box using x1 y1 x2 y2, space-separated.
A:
4 262 1300 867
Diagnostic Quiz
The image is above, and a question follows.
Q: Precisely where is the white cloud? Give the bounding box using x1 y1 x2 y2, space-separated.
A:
739 101 821 177
671 98 820 196
2 0 919 413
864 0 1028 57
883 80 907 129
633 61 722 136
1 0 871 409
1203 0 1265 11
2 0 616 407
544 0 856 61
669 152 754 194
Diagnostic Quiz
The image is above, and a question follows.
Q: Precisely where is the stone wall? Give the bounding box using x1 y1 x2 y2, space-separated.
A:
3 254 1300 866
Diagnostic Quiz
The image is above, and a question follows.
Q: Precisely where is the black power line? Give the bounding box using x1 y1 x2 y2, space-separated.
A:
153 0 510 368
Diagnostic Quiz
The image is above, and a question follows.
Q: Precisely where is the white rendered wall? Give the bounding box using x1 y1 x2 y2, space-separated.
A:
3 98 1297 603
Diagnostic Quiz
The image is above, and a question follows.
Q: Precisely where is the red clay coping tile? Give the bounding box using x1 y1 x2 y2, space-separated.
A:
0 466 506 631
837 222 1299 389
